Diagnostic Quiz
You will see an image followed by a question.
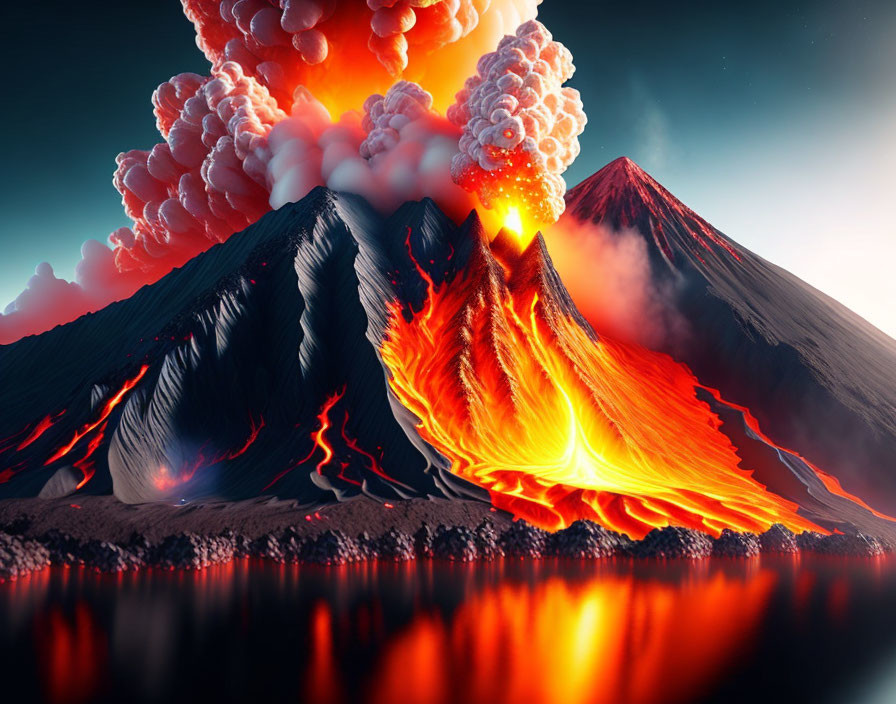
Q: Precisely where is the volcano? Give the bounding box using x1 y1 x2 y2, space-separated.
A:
1 161 895 543
563 157 896 522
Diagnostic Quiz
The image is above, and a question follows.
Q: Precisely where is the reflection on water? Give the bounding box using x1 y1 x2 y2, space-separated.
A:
2 556 896 704
367 565 776 704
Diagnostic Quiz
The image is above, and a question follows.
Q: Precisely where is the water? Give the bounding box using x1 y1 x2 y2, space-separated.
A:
3 556 896 704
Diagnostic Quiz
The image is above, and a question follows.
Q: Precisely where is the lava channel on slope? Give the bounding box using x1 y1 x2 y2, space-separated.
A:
380 223 894 539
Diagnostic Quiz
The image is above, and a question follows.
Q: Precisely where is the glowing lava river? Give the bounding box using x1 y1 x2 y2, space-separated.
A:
4 556 896 704
381 227 886 538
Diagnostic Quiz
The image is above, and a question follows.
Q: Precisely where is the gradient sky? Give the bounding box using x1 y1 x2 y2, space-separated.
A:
2 0 894 336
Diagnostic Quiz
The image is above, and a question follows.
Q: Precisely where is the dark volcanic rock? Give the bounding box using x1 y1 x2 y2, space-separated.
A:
413 525 434 558
814 532 886 557
252 533 285 562
42 529 82 565
300 530 361 565
474 519 503 560
79 539 142 572
127 532 153 562
0 532 50 580
629 527 713 559
759 524 799 554
548 520 622 558
220 529 253 558
38 466 82 499
796 532 827 552
278 526 308 563
1 515 31 535
0 190 487 510
356 531 379 560
712 529 761 558
153 532 234 570
500 521 549 558
432 525 477 562
376 528 415 561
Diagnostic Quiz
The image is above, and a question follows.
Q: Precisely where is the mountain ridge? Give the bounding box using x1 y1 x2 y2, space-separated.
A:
562 157 896 512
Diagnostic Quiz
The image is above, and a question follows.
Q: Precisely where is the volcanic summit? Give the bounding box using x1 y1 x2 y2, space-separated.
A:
562 157 896 519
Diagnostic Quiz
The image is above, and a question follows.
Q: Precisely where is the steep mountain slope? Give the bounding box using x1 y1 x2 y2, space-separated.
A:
563 157 896 514
1 180 894 540
0 189 485 505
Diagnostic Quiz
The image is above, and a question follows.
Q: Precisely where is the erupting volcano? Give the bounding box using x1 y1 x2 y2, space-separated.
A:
382 228 822 538
1 2 895 561
2 164 896 546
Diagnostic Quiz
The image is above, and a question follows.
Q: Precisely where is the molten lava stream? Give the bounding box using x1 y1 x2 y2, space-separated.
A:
381 231 827 539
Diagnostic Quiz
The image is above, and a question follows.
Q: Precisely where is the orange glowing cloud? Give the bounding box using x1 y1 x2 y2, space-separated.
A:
183 0 542 115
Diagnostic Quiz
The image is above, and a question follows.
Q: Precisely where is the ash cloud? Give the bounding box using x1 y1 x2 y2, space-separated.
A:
1 6 591 345
1 242 145 344
184 0 542 110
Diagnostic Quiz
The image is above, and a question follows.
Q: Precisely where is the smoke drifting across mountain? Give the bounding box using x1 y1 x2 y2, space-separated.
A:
543 219 687 349
0 3 587 345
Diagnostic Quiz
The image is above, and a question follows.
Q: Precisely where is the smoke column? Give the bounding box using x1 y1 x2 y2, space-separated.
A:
543 219 688 349
267 81 474 218
448 19 586 227
0 5 589 345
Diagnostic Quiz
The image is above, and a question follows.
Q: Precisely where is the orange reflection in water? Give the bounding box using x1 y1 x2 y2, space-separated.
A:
33 601 108 704
365 565 777 704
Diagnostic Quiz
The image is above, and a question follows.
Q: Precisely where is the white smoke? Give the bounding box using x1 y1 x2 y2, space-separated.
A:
448 19 586 224
268 81 471 216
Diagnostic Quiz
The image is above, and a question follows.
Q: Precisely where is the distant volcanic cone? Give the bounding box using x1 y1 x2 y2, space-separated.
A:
557 157 896 526
1 173 895 541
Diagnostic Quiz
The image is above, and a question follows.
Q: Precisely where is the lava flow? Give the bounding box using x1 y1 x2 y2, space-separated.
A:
381 226 832 539
0 366 148 489
44 365 150 467
262 388 395 492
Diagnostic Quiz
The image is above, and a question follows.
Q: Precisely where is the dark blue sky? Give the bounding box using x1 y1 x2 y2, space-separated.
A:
2 0 894 334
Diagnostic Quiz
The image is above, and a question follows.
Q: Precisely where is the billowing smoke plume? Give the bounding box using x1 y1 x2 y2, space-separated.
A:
268 81 471 216
1 6 589 345
543 219 688 349
448 19 586 225
113 62 283 275
0 62 284 344
183 0 541 112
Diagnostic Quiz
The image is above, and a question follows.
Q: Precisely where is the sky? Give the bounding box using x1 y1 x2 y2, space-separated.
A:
1 0 894 337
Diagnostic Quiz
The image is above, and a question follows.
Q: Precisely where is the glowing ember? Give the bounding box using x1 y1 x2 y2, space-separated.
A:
449 20 586 227
263 386 397 492
381 229 832 539
73 421 109 490
227 415 265 460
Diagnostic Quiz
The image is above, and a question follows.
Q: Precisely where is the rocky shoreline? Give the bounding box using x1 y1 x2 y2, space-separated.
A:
0 496 890 581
